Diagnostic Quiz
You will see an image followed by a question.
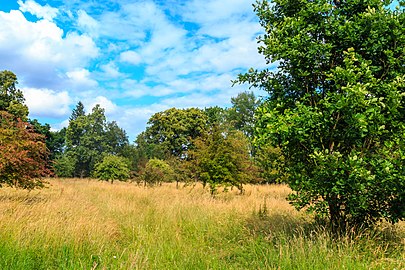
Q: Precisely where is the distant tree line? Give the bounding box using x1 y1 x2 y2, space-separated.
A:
53 91 275 194
0 69 279 194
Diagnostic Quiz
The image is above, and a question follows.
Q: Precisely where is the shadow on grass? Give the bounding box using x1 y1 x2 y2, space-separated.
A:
244 209 405 253
245 212 312 238
0 192 49 205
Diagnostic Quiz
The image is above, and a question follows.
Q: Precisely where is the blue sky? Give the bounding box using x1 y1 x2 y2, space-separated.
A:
0 0 269 140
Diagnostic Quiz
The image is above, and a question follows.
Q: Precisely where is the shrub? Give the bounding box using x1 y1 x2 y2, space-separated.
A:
142 158 174 186
94 155 130 183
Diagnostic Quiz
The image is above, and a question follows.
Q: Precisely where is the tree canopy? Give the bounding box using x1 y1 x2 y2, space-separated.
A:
191 127 258 194
237 0 405 230
227 91 260 139
94 155 130 183
0 70 28 120
140 108 208 158
0 68 269 197
61 103 130 178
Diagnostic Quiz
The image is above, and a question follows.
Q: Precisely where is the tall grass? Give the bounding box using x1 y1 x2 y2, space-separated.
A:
0 179 403 269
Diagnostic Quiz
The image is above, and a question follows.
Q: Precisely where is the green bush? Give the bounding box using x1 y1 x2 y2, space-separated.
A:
94 155 130 183
191 127 258 194
142 158 174 186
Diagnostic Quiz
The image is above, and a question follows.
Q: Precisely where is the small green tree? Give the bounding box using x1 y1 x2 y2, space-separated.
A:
141 158 174 186
191 126 258 195
237 0 405 231
94 155 130 183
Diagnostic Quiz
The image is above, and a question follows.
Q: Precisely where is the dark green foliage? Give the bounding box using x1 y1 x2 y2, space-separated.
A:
191 126 259 194
53 153 76 178
141 158 174 186
204 106 228 127
0 70 28 120
94 155 130 183
62 103 130 178
141 108 208 158
227 91 260 139
28 120 66 161
237 0 405 230
48 128 66 160
135 131 167 160
69 101 85 121
254 144 284 184
105 121 129 156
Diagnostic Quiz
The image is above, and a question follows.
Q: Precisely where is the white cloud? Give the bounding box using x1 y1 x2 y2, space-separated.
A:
18 0 59 21
55 119 70 131
23 88 71 118
116 103 170 140
182 0 254 27
66 68 98 88
160 93 217 108
0 9 99 88
120 51 142 65
77 10 99 37
125 82 175 98
85 96 118 116
108 0 265 85
0 0 270 141
100 62 123 78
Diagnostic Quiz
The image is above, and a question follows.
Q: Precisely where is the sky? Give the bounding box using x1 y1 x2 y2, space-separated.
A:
0 0 270 141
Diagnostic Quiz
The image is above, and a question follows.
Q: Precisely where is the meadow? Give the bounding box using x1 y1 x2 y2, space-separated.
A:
0 179 403 269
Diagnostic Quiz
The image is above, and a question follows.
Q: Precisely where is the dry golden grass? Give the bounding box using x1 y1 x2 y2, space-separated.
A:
0 178 403 270
1 179 293 234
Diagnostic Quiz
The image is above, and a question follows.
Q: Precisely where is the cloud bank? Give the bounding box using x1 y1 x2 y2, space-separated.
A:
0 0 271 140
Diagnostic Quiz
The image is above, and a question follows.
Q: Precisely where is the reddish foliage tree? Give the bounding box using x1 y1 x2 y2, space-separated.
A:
0 111 50 189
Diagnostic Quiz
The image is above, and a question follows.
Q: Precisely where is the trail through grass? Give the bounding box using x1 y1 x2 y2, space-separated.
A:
0 179 403 269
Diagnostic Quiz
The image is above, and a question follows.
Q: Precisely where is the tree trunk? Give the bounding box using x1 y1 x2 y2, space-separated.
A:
328 196 346 235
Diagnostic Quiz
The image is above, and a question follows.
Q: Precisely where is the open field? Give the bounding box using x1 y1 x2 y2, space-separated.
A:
0 179 403 269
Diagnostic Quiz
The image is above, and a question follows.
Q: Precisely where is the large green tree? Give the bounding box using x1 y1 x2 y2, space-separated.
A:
140 108 208 158
63 103 130 178
237 0 405 231
227 91 260 139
